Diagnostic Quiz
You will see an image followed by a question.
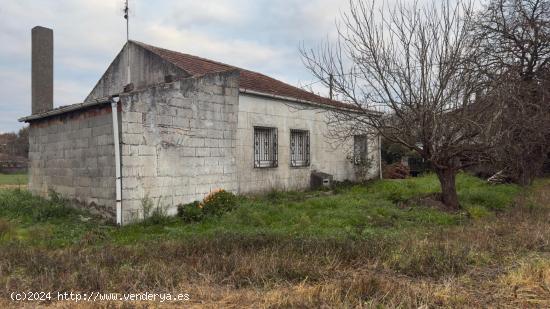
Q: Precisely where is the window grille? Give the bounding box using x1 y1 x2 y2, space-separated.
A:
290 130 310 167
254 127 278 168
353 135 368 165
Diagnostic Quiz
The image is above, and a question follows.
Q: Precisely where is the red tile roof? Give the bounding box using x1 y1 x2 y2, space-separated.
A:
132 41 353 109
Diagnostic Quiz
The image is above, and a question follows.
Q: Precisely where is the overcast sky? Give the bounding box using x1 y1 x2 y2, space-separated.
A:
0 0 350 133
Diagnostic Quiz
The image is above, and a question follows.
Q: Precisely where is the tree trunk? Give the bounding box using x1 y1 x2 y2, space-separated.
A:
515 151 546 186
435 169 460 210
516 168 535 187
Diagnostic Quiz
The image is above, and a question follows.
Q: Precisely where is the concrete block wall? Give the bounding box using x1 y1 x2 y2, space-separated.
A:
118 71 239 223
85 41 187 102
236 94 380 193
27 105 116 216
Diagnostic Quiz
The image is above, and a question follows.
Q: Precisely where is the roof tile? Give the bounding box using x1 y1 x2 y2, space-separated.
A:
132 41 352 109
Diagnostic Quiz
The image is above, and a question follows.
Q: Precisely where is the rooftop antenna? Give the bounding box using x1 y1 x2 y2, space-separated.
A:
124 0 131 85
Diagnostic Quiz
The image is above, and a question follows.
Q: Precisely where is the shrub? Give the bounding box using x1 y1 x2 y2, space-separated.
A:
177 201 203 223
201 189 237 217
177 190 238 222
383 162 410 179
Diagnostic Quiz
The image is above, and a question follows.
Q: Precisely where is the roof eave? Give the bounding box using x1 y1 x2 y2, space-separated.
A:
18 97 113 122
238 88 381 115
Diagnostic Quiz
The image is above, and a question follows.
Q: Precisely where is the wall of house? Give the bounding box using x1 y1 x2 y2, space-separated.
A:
118 71 239 223
235 94 380 193
27 105 116 217
85 42 187 102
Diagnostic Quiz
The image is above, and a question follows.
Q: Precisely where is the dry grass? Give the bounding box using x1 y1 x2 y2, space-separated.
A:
0 184 27 190
0 180 548 308
0 218 13 240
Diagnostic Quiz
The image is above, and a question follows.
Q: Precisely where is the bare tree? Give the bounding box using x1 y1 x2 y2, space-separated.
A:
474 0 550 186
301 0 496 210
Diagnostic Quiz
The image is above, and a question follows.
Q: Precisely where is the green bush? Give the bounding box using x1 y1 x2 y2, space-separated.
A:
177 190 238 223
201 190 237 216
177 201 203 223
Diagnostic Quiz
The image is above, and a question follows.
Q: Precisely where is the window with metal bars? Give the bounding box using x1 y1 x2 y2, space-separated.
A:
290 130 310 167
353 135 368 165
254 127 278 168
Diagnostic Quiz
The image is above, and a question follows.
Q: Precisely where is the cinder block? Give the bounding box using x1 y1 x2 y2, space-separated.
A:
124 112 143 123
206 129 223 139
181 147 196 157
172 117 190 128
123 177 139 189
138 164 157 177
204 157 219 166
122 133 143 145
139 146 156 156
188 137 205 147
125 122 143 134
195 148 210 157
156 115 173 126
210 148 225 157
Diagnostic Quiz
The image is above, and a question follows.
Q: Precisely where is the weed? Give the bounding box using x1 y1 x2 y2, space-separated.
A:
386 235 472 277
466 204 493 219
0 219 13 241
140 195 172 226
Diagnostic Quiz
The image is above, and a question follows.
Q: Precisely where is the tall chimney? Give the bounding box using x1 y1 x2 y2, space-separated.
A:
32 26 53 114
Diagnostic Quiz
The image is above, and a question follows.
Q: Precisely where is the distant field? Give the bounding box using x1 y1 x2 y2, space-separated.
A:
0 173 548 308
0 173 27 186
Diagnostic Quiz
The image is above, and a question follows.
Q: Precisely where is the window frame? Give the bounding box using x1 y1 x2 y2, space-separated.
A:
253 126 278 168
290 129 310 167
353 135 369 165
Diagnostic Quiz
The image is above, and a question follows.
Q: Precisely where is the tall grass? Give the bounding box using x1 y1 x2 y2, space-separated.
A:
0 174 546 307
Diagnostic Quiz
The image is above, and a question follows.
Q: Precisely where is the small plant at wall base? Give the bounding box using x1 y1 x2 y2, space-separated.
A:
177 189 237 222
347 154 374 182
140 195 170 225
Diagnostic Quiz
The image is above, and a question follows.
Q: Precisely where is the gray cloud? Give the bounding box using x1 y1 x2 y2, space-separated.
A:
0 0 348 133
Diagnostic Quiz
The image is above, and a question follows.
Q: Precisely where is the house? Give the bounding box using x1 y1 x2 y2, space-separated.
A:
19 26 381 224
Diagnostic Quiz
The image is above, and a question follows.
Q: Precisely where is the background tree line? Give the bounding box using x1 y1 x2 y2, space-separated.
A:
0 127 29 159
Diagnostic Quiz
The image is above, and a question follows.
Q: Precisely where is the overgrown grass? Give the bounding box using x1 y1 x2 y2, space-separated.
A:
0 173 547 308
114 173 518 243
0 173 521 246
0 189 105 247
